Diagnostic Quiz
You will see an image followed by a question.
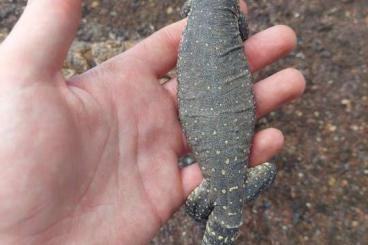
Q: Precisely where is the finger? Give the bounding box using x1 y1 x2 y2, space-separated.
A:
249 128 284 166
162 78 178 106
254 68 306 118
122 19 186 79
246 25 297 72
0 0 82 79
126 0 249 78
239 0 248 14
122 23 295 82
180 127 284 196
181 163 203 197
163 68 305 118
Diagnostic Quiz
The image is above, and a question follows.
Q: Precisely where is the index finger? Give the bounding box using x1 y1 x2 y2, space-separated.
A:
121 19 186 79
0 0 82 81
119 23 295 84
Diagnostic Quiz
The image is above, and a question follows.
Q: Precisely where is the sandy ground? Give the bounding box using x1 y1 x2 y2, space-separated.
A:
1 0 367 244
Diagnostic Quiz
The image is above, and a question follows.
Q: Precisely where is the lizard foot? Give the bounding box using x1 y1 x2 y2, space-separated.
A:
185 179 214 223
181 0 192 17
238 13 249 41
244 161 277 201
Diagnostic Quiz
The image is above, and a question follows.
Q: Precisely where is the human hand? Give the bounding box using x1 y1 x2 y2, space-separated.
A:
0 1 305 244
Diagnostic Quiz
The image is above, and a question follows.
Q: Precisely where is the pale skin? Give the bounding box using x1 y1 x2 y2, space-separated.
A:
0 0 305 244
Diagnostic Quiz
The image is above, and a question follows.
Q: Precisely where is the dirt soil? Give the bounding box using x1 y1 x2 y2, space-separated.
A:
1 0 367 244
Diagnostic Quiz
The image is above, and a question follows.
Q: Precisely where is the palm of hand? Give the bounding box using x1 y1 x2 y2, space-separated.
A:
0 58 187 243
0 1 304 244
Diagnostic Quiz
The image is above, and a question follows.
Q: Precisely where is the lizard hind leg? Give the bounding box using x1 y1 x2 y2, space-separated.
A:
185 179 214 223
244 161 277 202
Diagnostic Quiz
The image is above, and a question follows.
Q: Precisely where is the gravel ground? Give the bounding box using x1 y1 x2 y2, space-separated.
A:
1 0 367 244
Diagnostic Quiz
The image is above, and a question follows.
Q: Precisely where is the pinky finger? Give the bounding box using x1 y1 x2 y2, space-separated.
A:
250 128 284 166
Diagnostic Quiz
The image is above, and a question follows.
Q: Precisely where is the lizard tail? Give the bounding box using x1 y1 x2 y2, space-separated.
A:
201 212 240 245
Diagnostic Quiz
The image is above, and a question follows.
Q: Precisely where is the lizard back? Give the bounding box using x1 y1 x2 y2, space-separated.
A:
178 0 255 184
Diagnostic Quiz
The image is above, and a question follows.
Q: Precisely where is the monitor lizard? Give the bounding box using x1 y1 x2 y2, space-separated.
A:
177 0 277 244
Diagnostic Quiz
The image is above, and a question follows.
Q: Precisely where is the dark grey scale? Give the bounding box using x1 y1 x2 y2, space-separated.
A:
177 0 277 244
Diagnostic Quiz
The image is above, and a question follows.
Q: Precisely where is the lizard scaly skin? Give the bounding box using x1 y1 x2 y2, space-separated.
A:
177 0 277 244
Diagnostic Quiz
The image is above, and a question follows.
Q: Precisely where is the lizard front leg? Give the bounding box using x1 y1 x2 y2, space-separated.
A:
181 0 193 17
235 0 249 41
238 13 249 42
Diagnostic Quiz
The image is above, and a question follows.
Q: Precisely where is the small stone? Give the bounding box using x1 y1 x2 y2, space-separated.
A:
352 221 359 227
350 125 359 131
341 179 349 187
166 6 174 15
296 110 303 117
341 99 352 112
91 0 100 8
326 123 337 132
